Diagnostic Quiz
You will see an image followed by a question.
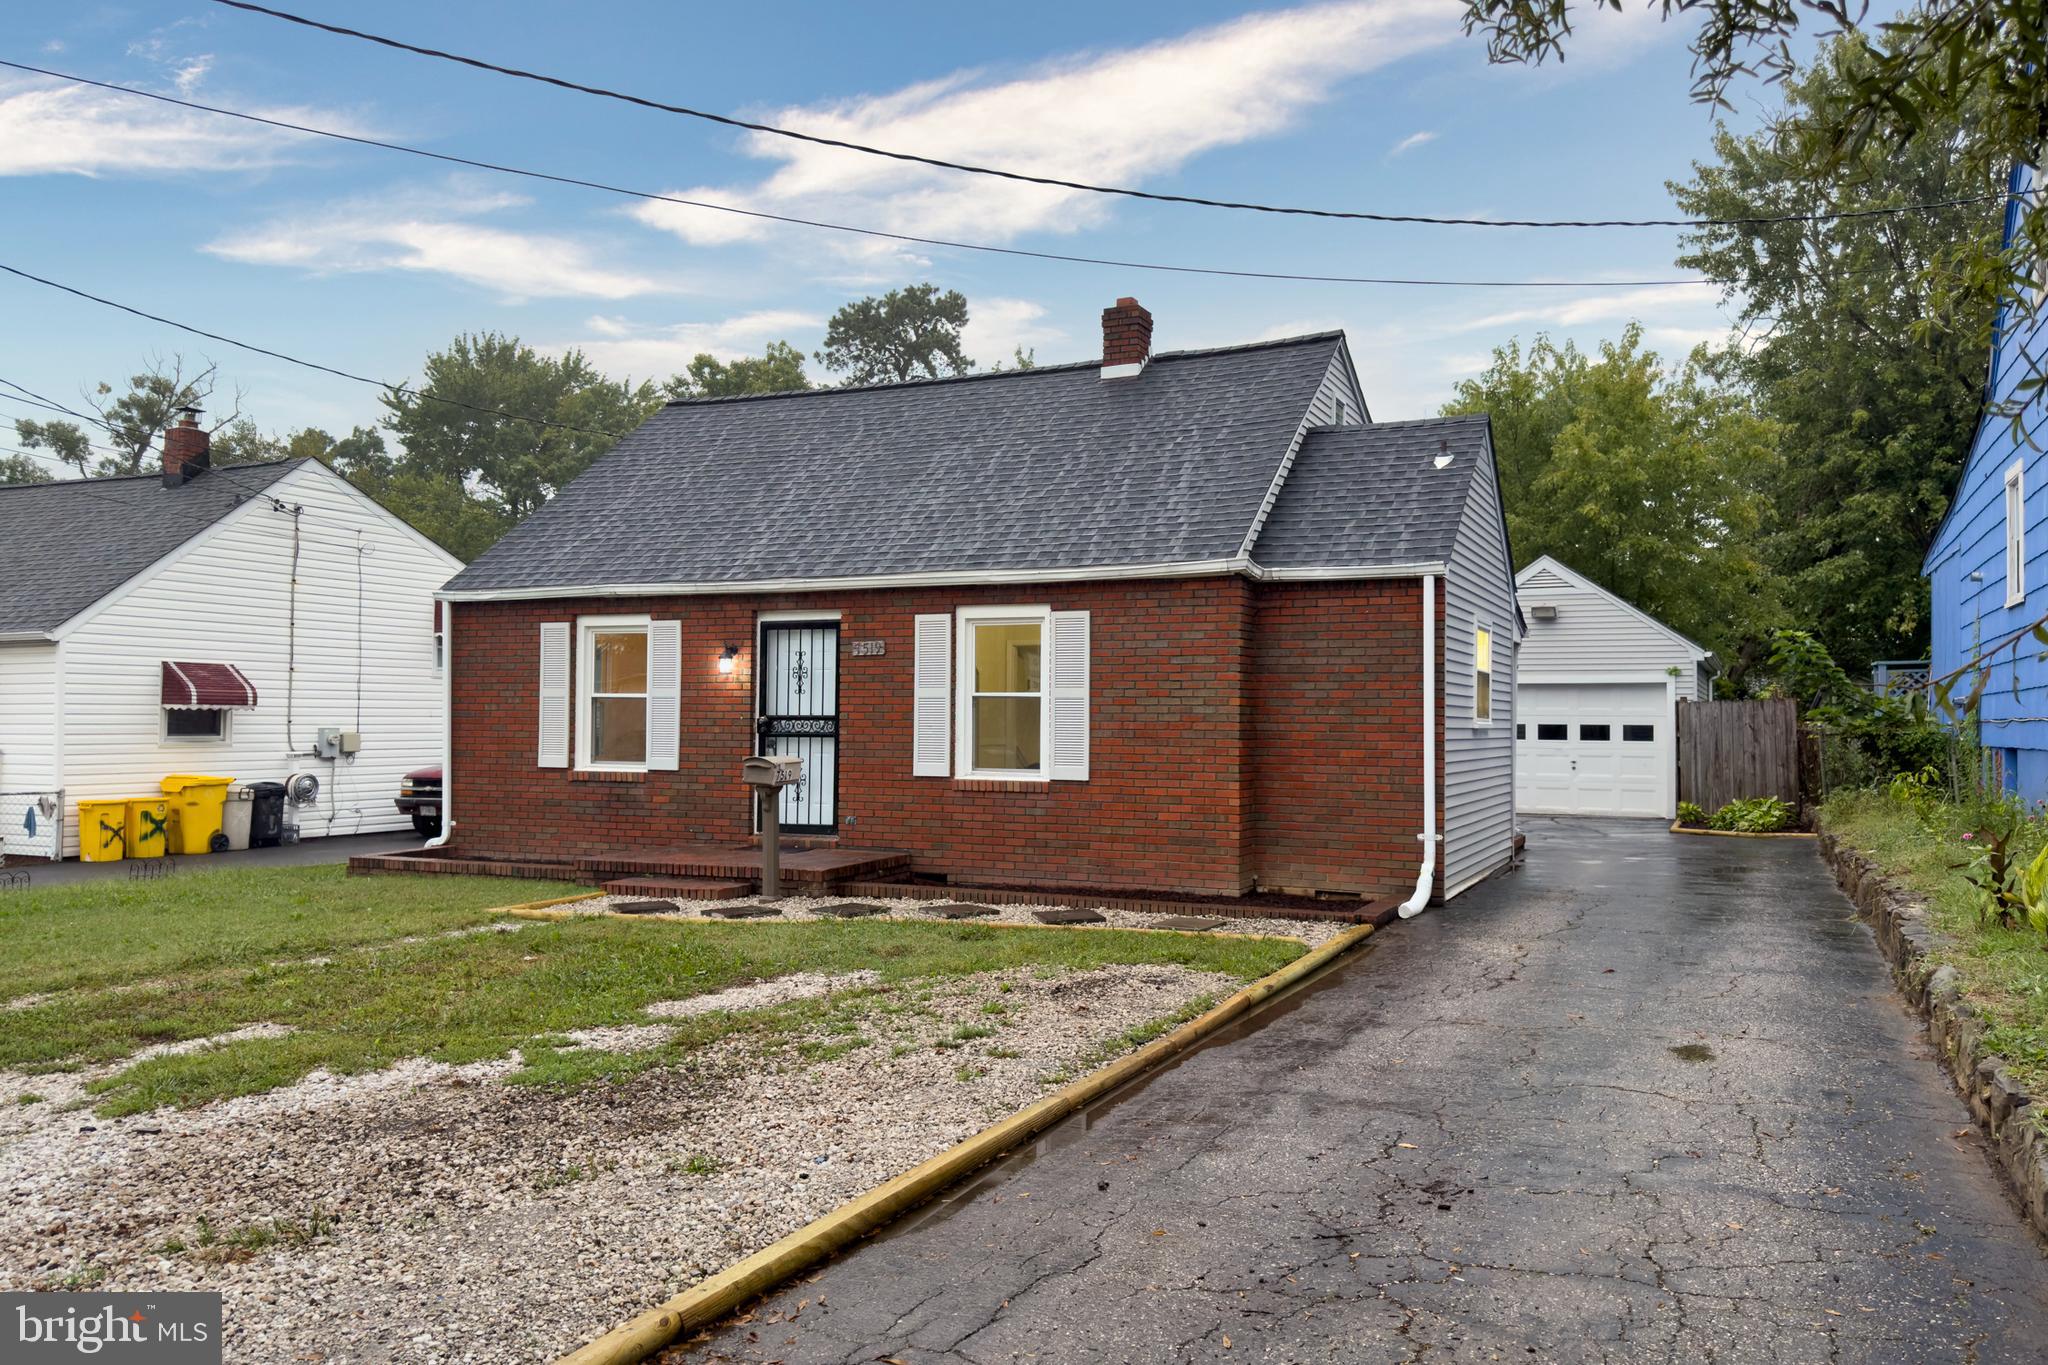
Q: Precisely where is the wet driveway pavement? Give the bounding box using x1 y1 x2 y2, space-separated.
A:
682 817 2048 1363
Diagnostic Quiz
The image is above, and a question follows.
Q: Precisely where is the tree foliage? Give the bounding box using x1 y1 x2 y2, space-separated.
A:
1443 324 1782 667
13 355 239 479
1670 39 2003 672
817 284 973 385
0 453 49 486
373 334 660 561
664 341 810 400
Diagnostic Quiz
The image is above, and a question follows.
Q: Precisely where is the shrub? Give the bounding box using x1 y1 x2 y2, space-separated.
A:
1676 801 1708 827
1709 796 1795 833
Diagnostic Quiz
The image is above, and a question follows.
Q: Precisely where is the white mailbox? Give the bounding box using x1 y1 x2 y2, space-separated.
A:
741 754 803 788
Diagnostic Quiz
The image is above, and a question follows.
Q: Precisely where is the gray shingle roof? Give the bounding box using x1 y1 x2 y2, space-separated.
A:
0 460 300 635
1250 416 1492 569
444 334 1346 595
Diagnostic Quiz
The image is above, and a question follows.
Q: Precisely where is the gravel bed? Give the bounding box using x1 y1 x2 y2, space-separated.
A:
0 961 1234 1362
578 890 1350 946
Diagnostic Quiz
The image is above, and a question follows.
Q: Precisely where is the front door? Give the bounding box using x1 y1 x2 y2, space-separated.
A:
757 620 839 833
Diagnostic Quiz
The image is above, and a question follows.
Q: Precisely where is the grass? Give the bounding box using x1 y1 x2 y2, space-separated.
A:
0 873 1304 1116
0 865 584 1001
1822 790 2048 1093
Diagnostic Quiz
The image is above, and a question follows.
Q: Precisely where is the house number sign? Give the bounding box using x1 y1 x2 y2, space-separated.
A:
849 639 886 657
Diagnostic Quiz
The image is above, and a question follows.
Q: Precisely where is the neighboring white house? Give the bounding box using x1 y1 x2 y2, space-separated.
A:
0 416 459 859
1512 555 1713 819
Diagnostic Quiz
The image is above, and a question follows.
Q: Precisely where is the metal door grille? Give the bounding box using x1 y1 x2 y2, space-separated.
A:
757 621 839 833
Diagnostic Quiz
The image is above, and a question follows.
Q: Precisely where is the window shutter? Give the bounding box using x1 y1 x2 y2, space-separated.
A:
646 619 681 771
912 613 951 777
1048 609 1090 781
537 622 570 768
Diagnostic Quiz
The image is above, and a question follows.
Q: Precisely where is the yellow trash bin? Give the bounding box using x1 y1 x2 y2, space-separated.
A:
126 798 170 860
159 774 234 855
78 799 129 863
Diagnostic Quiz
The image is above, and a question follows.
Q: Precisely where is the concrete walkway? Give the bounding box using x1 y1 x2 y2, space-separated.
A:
12 830 425 887
683 817 2048 1363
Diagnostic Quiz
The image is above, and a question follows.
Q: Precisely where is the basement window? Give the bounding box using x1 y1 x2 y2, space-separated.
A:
163 708 228 742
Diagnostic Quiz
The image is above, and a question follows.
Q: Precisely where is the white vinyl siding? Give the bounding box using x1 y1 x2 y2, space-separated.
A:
53 461 460 858
912 613 951 776
1515 560 1711 703
1443 456 1518 898
0 642 60 795
2006 458 2027 607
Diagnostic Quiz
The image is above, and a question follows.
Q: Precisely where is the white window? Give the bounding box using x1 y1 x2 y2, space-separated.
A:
2006 459 2027 607
957 607 1048 779
163 709 228 743
577 616 650 770
1474 625 1493 723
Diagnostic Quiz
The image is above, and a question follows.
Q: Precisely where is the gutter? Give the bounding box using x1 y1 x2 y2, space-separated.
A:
1398 572 1438 918
424 598 454 850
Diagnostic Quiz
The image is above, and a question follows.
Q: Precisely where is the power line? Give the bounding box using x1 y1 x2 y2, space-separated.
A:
210 0 2020 232
0 263 627 440
0 60 1716 290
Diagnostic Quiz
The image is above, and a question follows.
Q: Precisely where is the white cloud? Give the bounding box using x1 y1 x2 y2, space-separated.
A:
554 310 825 377
1449 283 1717 334
0 73 372 177
172 55 214 96
631 0 1462 255
1388 129 1437 157
206 184 665 301
961 297 1066 368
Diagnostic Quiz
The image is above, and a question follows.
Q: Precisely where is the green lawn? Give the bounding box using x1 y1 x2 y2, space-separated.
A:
0 865 583 1000
1821 791 2048 1094
0 868 1304 1116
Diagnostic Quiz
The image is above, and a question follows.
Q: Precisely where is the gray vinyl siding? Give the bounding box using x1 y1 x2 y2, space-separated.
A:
1515 564 1704 692
1443 457 1518 899
1304 350 1364 427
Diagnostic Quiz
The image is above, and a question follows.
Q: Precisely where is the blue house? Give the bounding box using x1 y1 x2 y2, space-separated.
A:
1925 164 2048 795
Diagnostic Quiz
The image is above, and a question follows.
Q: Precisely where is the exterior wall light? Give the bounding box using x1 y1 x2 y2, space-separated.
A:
718 644 740 675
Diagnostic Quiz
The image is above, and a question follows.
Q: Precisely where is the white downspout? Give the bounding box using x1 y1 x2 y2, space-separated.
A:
424 598 455 849
1398 574 1438 918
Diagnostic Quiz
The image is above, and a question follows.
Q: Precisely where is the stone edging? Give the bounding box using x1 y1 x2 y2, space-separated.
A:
1668 820 1817 840
1817 829 2048 1237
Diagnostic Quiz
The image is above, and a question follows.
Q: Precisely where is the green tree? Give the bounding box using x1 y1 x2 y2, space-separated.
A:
0 453 49 486
664 341 810 400
1444 324 1782 672
817 284 973 385
1671 39 2003 673
13 356 234 478
377 334 659 560
1459 0 2046 354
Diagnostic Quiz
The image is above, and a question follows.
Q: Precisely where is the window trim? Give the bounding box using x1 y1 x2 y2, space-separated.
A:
955 604 1052 782
576 614 653 772
1473 622 1494 724
161 707 230 744
2006 458 2027 608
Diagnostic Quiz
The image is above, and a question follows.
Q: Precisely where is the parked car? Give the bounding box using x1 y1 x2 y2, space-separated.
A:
395 766 442 836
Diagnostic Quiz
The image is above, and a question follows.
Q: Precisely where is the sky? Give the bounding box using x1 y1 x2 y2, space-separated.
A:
0 0 1839 462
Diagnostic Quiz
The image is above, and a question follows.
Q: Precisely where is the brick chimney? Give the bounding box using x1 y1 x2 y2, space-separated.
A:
162 407 210 488
1101 297 1153 379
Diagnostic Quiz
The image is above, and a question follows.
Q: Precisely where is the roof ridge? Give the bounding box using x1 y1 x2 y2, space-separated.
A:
0 456 301 495
661 331 1346 408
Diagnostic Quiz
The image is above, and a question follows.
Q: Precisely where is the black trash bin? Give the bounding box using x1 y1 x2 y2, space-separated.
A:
246 781 287 848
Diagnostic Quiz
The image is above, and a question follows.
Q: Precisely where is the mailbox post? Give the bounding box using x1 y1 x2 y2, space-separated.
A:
740 755 803 901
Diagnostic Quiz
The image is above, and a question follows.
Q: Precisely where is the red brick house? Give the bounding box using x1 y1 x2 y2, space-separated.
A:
430 300 1520 907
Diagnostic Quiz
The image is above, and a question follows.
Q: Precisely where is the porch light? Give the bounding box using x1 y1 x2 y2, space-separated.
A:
718 644 740 674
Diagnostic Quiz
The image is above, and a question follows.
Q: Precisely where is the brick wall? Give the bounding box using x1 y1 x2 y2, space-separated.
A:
1248 579 1441 897
447 573 1429 897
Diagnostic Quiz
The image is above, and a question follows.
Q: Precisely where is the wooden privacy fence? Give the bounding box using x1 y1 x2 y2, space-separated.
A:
1676 698 1802 811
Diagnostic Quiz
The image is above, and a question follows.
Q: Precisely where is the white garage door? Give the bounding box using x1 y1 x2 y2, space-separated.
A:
1515 682 1671 817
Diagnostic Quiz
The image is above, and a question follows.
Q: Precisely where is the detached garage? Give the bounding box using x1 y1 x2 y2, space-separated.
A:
1512 556 1713 819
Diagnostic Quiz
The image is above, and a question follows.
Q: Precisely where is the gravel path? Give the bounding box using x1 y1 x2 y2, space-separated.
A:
583 890 1350 947
0 960 1236 1363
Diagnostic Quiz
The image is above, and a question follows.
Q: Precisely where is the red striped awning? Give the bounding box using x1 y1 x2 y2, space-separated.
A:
161 661 259 709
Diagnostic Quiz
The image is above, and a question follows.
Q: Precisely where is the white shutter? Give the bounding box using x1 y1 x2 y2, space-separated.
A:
646 619 681 771
913 613 951 777
1048 609 1090 781
538 622 571 768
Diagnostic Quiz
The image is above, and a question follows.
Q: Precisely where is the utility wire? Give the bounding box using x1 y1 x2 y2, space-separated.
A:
211 0 2020 232
0 60 1714 289
0 263 627 440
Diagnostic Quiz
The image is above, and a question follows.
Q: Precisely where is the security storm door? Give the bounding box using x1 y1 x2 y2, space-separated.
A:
757 620 839 833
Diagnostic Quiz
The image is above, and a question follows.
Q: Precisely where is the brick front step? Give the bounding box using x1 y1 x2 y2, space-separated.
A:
348 852 579 881
601 875 755 901
834 879 1397 926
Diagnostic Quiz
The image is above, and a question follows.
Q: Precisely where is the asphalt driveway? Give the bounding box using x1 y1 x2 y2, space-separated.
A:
683 817 2048 1364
